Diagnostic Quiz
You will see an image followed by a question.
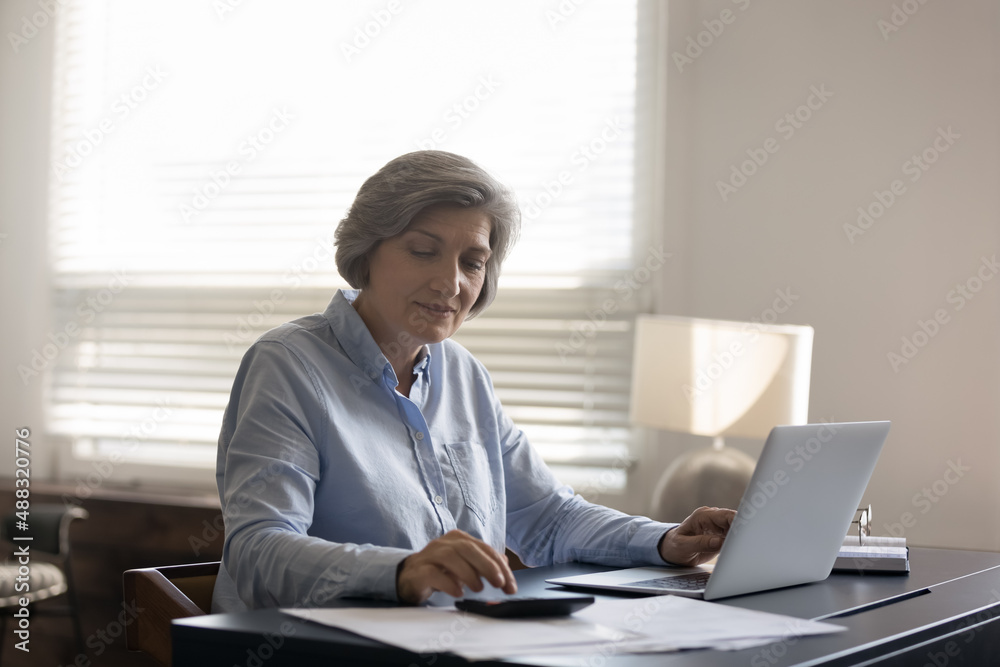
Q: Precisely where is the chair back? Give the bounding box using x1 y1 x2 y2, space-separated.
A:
1 504 89 556
123 561 220 667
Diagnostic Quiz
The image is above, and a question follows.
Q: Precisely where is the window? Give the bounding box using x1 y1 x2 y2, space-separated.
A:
47 0 649 496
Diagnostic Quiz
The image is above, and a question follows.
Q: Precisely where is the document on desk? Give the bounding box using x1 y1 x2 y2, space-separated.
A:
282 596 845 661
570 596 845 655
284 605 628 658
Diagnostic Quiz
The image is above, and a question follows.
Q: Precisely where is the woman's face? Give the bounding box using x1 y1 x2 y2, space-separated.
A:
356 204 492 356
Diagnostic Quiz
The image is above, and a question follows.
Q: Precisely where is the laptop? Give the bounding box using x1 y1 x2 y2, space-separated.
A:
548 421 891 600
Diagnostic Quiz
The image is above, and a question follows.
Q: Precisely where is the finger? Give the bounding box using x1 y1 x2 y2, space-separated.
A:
502 569 518 595
420 564 466 599
438 553 488 593
676 506 716 531
443 531 516 591
707 508 737 530
484 547 517 593
674 531 724 553
701 534 724 551
687 507 736 534
421 537 506 594
450 539 514 592
491 554 517 594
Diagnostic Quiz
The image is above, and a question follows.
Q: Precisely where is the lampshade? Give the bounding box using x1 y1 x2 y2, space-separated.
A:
630 315 813 439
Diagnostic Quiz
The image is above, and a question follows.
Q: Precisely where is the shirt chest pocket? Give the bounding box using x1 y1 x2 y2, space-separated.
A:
443 442 499 525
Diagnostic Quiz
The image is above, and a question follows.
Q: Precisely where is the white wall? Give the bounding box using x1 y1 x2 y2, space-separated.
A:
657 0 1000 551
0 0 56 480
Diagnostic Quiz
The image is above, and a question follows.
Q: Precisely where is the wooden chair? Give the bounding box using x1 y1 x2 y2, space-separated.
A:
123 561 220 667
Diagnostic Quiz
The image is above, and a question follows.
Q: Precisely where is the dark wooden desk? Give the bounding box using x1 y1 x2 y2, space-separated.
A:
173 547 1000 666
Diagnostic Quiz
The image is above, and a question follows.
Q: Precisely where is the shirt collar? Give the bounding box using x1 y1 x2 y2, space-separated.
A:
324 289 432 385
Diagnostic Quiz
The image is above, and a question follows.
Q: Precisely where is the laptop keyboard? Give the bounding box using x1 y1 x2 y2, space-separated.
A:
627 571 711 591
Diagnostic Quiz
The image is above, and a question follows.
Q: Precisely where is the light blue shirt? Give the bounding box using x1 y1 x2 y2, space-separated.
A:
213 289 675 612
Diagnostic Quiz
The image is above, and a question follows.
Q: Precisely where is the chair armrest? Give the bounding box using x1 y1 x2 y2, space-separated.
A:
123 567 209 666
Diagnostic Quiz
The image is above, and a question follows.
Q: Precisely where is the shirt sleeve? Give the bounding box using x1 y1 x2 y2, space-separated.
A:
494 390 678 568
218 340 411 609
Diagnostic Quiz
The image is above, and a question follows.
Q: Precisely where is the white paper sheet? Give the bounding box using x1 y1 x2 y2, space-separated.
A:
570 596 845 653
282 596 845 661
283 605 633 660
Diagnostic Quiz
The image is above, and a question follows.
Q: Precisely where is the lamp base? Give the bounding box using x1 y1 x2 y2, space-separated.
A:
651 446 755 522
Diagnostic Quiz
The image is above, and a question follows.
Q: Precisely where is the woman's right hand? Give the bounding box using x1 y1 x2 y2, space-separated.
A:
396 529 517 604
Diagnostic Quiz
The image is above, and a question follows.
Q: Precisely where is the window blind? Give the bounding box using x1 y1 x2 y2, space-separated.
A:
47 0 643 493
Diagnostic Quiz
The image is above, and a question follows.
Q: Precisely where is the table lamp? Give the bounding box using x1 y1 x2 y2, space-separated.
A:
630 314 814 521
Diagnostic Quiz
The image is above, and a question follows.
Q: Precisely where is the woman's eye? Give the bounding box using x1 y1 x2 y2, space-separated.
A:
410 250 434 258
465 260 485 272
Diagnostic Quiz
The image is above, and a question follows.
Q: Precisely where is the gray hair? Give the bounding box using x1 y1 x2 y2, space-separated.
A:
335 150 521 318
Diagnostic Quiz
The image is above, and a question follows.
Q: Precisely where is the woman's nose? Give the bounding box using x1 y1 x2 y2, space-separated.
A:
429 259 461 298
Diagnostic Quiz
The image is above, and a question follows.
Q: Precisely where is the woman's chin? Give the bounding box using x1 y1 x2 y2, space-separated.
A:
408 320 458 345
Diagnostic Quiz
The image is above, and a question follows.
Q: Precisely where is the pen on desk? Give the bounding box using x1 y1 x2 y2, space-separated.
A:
819 587 932 620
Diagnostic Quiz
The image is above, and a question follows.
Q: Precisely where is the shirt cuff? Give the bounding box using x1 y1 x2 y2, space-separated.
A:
341 545 414 602
627 520 680 566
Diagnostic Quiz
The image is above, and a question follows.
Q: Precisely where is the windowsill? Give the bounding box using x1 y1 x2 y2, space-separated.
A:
0 477 220 509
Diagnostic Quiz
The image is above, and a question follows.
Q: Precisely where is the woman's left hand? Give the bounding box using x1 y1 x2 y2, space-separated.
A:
658 506 737 567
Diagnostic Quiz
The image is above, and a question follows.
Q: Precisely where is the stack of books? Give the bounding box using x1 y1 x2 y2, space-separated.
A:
833 535 909 574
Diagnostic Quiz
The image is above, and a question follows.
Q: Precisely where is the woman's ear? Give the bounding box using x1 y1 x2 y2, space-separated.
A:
357 254 371 288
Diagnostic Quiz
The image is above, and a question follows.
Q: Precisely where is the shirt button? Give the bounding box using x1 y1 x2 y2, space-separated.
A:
415 431 424 441
368 370 378 379
434 495 443 505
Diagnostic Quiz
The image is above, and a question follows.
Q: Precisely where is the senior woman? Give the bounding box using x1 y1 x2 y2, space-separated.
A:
212 150 734 612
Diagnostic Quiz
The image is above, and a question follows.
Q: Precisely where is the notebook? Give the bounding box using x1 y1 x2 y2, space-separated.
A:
547 421 891 600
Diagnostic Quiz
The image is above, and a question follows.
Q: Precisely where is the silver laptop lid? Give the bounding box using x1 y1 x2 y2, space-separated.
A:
704 421 890 600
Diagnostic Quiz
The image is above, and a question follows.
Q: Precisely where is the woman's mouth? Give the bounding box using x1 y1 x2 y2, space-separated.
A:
416 302 455 319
